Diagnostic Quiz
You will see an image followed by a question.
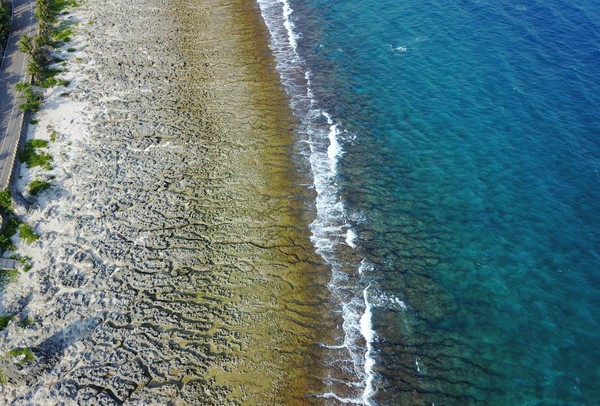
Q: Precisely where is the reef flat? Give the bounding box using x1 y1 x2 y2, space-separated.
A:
0 0 334 404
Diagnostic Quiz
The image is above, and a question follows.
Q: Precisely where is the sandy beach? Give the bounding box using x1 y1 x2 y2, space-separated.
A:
0 0 336 403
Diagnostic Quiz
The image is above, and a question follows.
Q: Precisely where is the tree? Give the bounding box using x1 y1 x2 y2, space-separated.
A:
17 35 33 55
27 59 44 80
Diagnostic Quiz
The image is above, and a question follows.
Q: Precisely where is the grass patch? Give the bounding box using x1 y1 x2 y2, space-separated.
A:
50 21 74 45
39 76 69 88
50 131 57 142
0 315 12 331
19 223 39 244
67 47 76 52
17 255 32 272
20 139 52 170
7 348 35 364
29 180 51 196
17 317 34 328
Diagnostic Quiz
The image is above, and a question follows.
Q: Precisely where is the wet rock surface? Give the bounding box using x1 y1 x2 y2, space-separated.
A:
0 0 335 404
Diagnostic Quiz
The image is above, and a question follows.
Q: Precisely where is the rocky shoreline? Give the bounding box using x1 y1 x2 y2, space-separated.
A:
0 0 336 403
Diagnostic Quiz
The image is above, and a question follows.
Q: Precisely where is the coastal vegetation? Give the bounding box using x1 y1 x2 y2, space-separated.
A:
0 188 11 211
0 346 35 383
15 82 43 112
17 255 32 272
17 316 33 327
0 0 9 51
7 348 35 364
0 217 20 253
14 0 78 112
18 223 39 244
0 315 11 331
28 179 51 196
20 139 52 169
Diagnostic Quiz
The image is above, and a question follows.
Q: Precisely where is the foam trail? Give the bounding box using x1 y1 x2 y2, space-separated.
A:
281 0 298 52
319 392 364 404
360 287 377 404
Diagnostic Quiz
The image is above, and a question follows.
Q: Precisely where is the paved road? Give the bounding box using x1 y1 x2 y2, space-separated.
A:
0 0 35 190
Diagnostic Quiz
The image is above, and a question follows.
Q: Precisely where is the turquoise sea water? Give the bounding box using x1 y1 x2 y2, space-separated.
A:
259 0 600 403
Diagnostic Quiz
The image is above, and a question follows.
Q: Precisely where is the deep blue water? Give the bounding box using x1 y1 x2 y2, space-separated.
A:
259 0 600 403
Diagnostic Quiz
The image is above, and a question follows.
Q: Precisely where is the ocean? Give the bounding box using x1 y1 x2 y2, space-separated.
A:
257 0 600 403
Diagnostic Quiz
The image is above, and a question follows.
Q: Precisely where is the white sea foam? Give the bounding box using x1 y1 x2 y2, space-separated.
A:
280 0 299 53
388 44 407 52
319 392 364 404
369 289 408 311
327 122 342 171
346 229 358 248
360 287 376 405
256 0 378 402
358 259 373 275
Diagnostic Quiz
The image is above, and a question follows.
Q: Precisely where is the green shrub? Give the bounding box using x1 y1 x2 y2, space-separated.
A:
0 189 11 211
50 23 73 44
18 255 33 272
50 131 57 142
19 223 39 244
38 67 65 88
20 139 52 169
0 217 22 253
0 3 11 44
29 180 51 196
18 317 34 327
67 47 75 52
7 348 35 364
29 139 49 148
1 217 22 253
0 315 12 331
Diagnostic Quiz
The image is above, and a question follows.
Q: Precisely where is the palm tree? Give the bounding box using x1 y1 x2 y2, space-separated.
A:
27 59 44 81
17 35 33 55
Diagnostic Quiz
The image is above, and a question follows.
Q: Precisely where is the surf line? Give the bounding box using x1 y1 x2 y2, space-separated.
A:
254 0 378 403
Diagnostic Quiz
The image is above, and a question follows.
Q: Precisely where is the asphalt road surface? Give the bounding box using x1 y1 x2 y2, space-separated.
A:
0 0 35 190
